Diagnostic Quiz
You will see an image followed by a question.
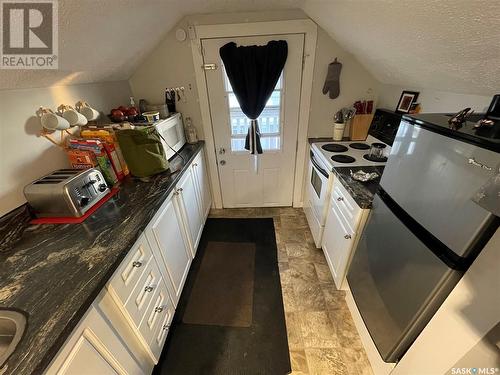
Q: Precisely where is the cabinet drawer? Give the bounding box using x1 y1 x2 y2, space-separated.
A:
331 180 361 227
109 233 153 305
139 279 174 361
149 301 173 361
124 259 162 327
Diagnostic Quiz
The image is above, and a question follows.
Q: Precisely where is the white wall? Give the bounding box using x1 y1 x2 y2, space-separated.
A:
0 81 132 216
377 83 493 113
129 11 379 139
308 27 378 137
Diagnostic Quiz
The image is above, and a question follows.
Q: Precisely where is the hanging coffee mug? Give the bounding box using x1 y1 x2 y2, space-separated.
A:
58 104 88 127
39 108 70 131
76 101 99 121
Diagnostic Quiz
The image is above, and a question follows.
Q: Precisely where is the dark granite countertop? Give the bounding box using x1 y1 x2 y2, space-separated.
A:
0 142 204 375
332 166 384 209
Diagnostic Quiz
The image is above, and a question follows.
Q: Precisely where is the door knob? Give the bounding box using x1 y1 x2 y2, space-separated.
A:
219 147 226 155
220 160 226 166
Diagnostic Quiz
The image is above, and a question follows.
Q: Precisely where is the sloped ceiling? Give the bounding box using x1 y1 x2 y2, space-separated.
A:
1 0 499 96
0 0 301 90
302 0 500 96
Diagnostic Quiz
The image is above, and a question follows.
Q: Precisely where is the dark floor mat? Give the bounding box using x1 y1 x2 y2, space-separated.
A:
182 241 255 327
154 218 291 375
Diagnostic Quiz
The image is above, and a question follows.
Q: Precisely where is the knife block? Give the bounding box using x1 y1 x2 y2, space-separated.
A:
350 114 374 141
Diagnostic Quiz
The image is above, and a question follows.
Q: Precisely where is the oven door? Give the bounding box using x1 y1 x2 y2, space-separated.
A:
308 150 330 223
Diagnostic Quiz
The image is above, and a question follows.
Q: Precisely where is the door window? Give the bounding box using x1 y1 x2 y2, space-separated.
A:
223 69 283 152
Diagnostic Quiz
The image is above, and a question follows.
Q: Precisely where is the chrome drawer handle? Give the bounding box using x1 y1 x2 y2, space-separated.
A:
162 324 170 331
337 197 344 201
193 163 198 167
144 285 154 293
155 306 164 313
344 234 352 240
132 261 142 268
177 188 183 192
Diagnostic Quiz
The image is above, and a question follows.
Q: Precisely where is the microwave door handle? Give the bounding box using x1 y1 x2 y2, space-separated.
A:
310 151 329 178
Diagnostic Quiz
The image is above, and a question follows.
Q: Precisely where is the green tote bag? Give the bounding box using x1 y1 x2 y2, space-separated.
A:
116 126 169 178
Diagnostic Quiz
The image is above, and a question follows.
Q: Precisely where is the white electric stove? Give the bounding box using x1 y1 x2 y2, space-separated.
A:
304 109 403 248
311 135 391 171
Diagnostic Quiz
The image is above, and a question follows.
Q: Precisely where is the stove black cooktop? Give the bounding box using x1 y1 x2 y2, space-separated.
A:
349 143 370 150
331 155 356 163
322 144 348 153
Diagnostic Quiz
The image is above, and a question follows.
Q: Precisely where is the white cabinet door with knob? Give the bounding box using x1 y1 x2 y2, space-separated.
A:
175 167 204 257
322 179 369 290
192 151 212 220
145 189 192 306
45 306 143 375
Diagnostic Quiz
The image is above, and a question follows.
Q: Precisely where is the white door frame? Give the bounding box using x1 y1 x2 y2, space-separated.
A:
190 20 317 209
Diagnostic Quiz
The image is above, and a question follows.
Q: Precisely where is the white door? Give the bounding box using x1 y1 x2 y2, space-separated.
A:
203 34 304 207
145 191 191 306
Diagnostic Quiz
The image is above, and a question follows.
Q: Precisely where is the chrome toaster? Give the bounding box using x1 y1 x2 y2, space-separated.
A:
24 168 110 218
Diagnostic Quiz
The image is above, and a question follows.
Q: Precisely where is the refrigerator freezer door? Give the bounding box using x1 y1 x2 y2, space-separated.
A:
381 121 499 257
347 194 462 362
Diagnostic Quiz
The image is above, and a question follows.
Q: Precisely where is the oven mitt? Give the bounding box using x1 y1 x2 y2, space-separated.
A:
322 59 342 99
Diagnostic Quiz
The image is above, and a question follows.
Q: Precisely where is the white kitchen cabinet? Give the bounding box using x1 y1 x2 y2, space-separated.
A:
175 167 204 257
47 147 211 375
322 179 369 290
45 305 143 375
145 189 192 306
322 198 356 288
108 233 153 307
191 151 212 220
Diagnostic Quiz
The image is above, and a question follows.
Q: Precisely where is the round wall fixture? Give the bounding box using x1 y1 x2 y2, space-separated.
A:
175 28 187 42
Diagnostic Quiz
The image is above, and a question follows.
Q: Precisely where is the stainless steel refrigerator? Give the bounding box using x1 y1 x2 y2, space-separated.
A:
347 113 500 363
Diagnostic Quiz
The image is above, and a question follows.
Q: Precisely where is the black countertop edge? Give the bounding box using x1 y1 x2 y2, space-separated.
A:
331 166 384 209
403 114 500 153
0 142 204 375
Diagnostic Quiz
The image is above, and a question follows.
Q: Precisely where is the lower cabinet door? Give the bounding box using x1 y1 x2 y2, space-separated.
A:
145 191 192 307
322 200 355 289
176 167 204 257
46 306 143 375
192 151 212 219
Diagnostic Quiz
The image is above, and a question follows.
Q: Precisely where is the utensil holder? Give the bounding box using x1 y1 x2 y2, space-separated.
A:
333 122 345 141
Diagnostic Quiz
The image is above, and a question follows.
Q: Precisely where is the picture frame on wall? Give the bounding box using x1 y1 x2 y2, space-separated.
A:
396 91 420 113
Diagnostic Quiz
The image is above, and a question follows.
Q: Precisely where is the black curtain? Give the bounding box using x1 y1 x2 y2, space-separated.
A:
219 40 288 155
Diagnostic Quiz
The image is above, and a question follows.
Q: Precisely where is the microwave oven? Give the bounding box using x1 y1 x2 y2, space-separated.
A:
154 112 186 160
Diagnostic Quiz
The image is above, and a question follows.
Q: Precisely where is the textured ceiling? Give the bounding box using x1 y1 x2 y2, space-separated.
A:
0 0 301 90
302 0 500 95
1 0 498 95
